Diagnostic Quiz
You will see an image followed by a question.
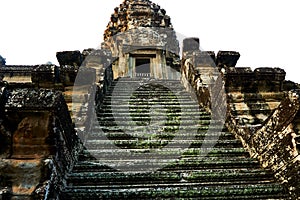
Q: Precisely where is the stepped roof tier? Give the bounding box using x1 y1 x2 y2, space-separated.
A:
104 0 174 40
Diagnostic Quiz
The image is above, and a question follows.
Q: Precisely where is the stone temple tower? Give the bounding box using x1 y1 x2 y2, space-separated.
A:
1 0 300 199
102 0 181 80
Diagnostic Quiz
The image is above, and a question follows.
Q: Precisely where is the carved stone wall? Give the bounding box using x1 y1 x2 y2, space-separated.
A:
0 88 80 199
226 92 300 198
103 0 175 42
102 0 180 80
0 65 35 84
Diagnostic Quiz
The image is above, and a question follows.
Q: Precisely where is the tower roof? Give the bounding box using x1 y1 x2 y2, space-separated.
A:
104 0 173 41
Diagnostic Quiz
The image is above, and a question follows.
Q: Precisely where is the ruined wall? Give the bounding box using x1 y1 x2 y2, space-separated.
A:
226 92 300 199
0 66 35 84
226 67 286 125
181 37 300 198
0 46 114 199
0 88 80 199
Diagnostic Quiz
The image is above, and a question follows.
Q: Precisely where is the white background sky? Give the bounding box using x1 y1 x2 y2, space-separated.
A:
0 0 299 82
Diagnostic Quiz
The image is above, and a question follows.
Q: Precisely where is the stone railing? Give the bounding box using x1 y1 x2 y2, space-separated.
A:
181 58 210 108
181 46 300 198
135 73 151 78
226 92 300 198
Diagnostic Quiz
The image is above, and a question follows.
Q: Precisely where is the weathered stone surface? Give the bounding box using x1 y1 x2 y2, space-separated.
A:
224 67 286 93
283 80 300 91
1 0 299 199
58 65 78 86
56 50 83 67
0 87 80 198
0 120 11 158
0 82 7 108
216 51 240 67
225 67 256 92
0 159 42 195
101 0 180 80
103 0 174 41
0 65 36 84
182 38 299 197
193 51 216 67
0 55 5 66
31 65 56 87
227 91 300 198
12 114 51 158
183 38 200 53
254 67 286 92
0 84 10 158
82 48 112 67
5 88 60 110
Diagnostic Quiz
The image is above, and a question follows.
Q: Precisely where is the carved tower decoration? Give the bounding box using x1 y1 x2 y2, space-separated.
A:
102 0 180 79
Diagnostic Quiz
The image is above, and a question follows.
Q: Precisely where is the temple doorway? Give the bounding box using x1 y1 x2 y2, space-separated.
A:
135 58 151 78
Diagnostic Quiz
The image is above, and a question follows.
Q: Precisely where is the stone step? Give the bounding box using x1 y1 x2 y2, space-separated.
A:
99 105 201 112
63 78 287 199
61 183 286 199
73 157 261 172
109 85 186 91
96 115 212 122
109 81 184 90
104 94 195 100
89 131 235 140
105 91 193 97
106 85 191 92
95 120 201 126
66 169 276 186
230 102 272 110
78 147 249 162
95 120 207 127
103 96 195 101
83 139 242 149
97 111 207 117
102 101 200 106
230 108 272 116
89 124 224 133
111 78 183 83
228 92 285 103
91 122 224 130
101 103 205 109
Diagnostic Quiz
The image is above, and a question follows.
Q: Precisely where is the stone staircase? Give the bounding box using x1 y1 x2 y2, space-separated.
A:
61 78 288 199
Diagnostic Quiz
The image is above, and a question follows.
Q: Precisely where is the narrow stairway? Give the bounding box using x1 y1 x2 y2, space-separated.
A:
61 77 288 199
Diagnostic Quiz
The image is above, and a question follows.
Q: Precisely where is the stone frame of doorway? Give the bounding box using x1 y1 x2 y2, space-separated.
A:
129 53 156 78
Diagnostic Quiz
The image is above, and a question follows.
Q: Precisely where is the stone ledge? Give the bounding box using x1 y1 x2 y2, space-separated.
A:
5 88 62 110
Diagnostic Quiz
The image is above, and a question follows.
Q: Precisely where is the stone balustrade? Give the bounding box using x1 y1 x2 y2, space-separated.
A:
181 42 300 198
226 92 300 199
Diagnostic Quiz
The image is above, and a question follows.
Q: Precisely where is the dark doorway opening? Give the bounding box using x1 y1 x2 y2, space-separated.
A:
136 58 150 77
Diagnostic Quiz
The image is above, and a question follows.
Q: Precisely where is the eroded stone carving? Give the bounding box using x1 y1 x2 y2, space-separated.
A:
0 120 11 158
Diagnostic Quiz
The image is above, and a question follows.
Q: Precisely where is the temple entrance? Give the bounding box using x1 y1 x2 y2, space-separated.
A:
135 58 151 78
